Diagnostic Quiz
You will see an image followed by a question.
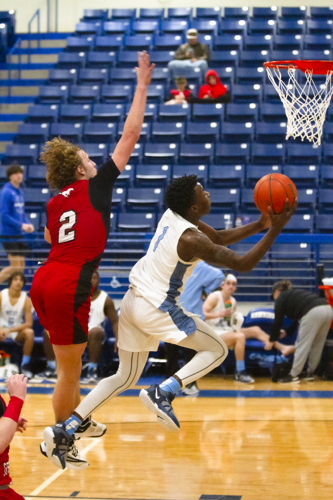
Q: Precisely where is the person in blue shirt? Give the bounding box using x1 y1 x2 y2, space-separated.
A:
0 165 34 284
164 261 224 395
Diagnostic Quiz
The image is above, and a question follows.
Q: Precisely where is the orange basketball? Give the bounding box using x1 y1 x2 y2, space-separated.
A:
253 173 297 215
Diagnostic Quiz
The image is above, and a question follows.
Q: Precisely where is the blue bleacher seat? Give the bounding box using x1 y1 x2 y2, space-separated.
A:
281 7 307 20
69 85 100 104
209 188 240 213
0 166 10 186
263 83 286 104
49 123 82 142
240 188 258 212
225 103 258 122
59 104 91 122
4 144 39 165
57 52 86 69
323 143 333 164
236 67 266 85
117 51 142 67
248 20 276 35
117 213 156 232
117 121 150 143
320 165 333 187
221 122 254 143
117 164 135 187
296 188 317 214
100 84 132 103
143 143 179 164
139 8 164 20
271 242 314 286
78 68 108 84
210 50 238 68
260 103 286 122
123 35 154 51
150 67 170 84
82 9 108 22
179 143 214 164
109 142 142 164
110 186 126 210
316 214 333 232
78 143 108 164
125 103 158 122
132 21 160 35
173 164 208 185
185 122 219 143
26 165 47 187
270 50 301 66
318 189 333 213
149 51 175 66
303 34 332 50
310 7 333 20
302 49 331 62
48 69 77 85
110 9 136 21
213 35 243 51
307 20 333 34
277 20 306 35
16 123 49 144
219 20 247 36
324 122 333 142
151 122 184 143
287 144 322 165
160 20 188 35
146 85 165 103
154 34 184 50
252 7 278 20
26 211 41 230
190 20 218 36
283 165 319 188
135 164 171 187
256 122 287 142
201 213 235 230
126 187 164 211
109 68 136 84
86 52 116 68
224 7 249 21
251 143 286 164
232 84 262 103
94 35 123 52
66 36 94 52
197 7 221 20
239 50 270 67
103 21 131 35
158 103 190 122
38 85 68 104
191 103 224 122
75 22 101 36
26 104 58 123
215 143 250 164
246 165 282 187
244 34 273 51
208 164 244 188
273 34 303 50
83 122 116 143
23 187 51 208
167 8 193 21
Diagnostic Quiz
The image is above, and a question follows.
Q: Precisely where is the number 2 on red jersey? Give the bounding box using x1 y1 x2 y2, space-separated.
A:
58 210 77 244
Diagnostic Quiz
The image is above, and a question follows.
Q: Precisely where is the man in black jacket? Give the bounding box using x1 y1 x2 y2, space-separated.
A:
266 280 332 383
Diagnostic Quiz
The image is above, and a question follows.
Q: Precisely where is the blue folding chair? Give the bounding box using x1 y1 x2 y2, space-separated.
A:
224 7 250 21
196 8 221 20
123 35 154 51
256 122 287 143
117 121 150 143
215 143 250 164
247 20 276 35
251 143 286 164
239 50 270 67
287 143 322 165
100 84 132 103
244 34 273 51
263 83 287 103
246 165 282 187
150 51 175 66
83 123 116 143
94 36 123 52
109 68 136 84
125 103 158 122
23 188 51 212
316 214 333 232
26 104 59 124
151 122 184 143
86 52 116 68
219 20 247 36
213 35 243 51
126 187 164 212
150 67 170 84
116 164 135 188
16 124 49 144
69 85 100 104
225 103 258 122
209 188 240 214
320 165 333 187
110 186 126 210
240 188 259 212
310 7 333 20
190 20 218 36
109 142 142 164
281 7 307 20
295 188 317 214
144 143 179 164
78 68 108 85
48 69 77 85
303 35 332 51
318 189 333 213
221 122 254 143
110 9 136 21
252 7 278 20
117 213 156 232
4 145 39 165
173 165 208 185
307 20 333 34
57 52 86 69
191 103 224 122
167 8 193 21
232 84 262 103
81 9 108 21
132 21 160 35
210 50 238 68
160 20 188 35
277 20 306 35
66 36 94 52
200 213 235 230
273 34 303 51
49 123 83 142
270 50 301 68
185 122 219 143
75 22 101 36
117 51 141 68
323 122 333 143
236 67 266 85
323 144 333 164
146 84 165 103
283 165 319 188
158 103 190 122
38 85 68 104
260 103 286 122
154 34 184 51
139 8 164 20
103 21 131 35
26 165 47 187
208 164 244 188
135 164 171 187
78 143 108 165
179 143 214 164
270 241 314 287
59 104 92 123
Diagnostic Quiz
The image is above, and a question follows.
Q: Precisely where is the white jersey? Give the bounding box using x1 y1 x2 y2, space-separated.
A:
88 290 108 330
129 209 201 333
0 288 27 329
205 291 237 329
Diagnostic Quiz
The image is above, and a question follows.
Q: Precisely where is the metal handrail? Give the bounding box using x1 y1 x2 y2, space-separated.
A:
28 8 40 63
6 36 22 102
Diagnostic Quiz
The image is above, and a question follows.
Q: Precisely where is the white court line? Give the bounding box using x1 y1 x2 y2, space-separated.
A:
27 439 101 497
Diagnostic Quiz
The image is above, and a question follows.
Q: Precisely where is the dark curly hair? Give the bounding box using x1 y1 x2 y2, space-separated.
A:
40 137 81 192
8 271 26 287
164 175 198 217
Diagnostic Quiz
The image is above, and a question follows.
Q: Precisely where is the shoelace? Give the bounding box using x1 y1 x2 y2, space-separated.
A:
70 445 79 457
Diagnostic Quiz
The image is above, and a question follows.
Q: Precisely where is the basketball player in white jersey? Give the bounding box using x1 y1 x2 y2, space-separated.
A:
43 174 296 470
203 274 295 384
0 272 34 379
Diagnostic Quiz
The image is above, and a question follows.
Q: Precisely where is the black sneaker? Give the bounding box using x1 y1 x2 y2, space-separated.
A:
20 364 33 379
234 371 255 384
278 375 300 384
43 424 74 470
74 416 106 439
139 384 180 431
34 366 57 382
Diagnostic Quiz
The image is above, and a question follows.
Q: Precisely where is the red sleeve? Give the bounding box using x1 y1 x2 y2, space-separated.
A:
199 85 208 99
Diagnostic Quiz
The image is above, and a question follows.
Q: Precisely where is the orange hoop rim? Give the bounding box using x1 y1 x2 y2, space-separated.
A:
264 60 333 75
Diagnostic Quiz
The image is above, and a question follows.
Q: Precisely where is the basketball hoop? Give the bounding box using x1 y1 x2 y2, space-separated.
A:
264 60 333 145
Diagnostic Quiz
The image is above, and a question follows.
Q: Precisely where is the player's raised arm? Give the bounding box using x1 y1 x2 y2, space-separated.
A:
112 52 155 172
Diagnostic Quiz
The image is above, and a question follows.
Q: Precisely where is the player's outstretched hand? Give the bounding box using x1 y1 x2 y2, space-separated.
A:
7 374 27 402
135 51 155 88
258 212 271 230
268 197 298 231
17 417 27 433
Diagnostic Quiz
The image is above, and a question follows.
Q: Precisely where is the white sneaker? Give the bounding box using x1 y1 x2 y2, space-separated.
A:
182 382 199 396
40 441 89 470
74 417 106 439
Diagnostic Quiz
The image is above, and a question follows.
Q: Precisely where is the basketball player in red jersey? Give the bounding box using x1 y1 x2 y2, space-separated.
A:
0 374 27 500
30 52 154 469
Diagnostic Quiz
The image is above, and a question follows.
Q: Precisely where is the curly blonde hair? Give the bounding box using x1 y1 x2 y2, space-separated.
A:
40 137 82 192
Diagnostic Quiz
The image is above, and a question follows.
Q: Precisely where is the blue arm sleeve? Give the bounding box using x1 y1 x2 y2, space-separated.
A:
1 191 23 230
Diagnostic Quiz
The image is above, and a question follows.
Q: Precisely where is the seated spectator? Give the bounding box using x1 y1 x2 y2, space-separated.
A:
267 280 333 383
203 274 295 384
0 272 34 379
198 69 231 103
168 29 209 82
165 77 192 105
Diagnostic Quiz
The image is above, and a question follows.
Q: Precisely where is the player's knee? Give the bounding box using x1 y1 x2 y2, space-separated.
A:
235 332 245 343
88 328 104 343
25 328 34 340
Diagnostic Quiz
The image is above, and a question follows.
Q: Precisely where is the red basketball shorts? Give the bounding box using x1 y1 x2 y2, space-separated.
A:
0 487 25 500
30 262 92 345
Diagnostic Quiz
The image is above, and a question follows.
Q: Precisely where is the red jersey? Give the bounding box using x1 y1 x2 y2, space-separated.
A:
46 159 120 269
0 395 12 487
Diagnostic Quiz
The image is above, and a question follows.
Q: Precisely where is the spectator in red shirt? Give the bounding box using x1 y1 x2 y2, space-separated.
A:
165 77 192 105
198 70 230 102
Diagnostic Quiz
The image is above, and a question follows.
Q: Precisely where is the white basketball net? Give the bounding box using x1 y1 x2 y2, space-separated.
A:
265 65 333 145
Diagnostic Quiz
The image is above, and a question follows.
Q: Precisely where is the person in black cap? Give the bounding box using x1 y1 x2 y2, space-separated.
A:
0 164 34 284
266 280 333 383
167 28 210 82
